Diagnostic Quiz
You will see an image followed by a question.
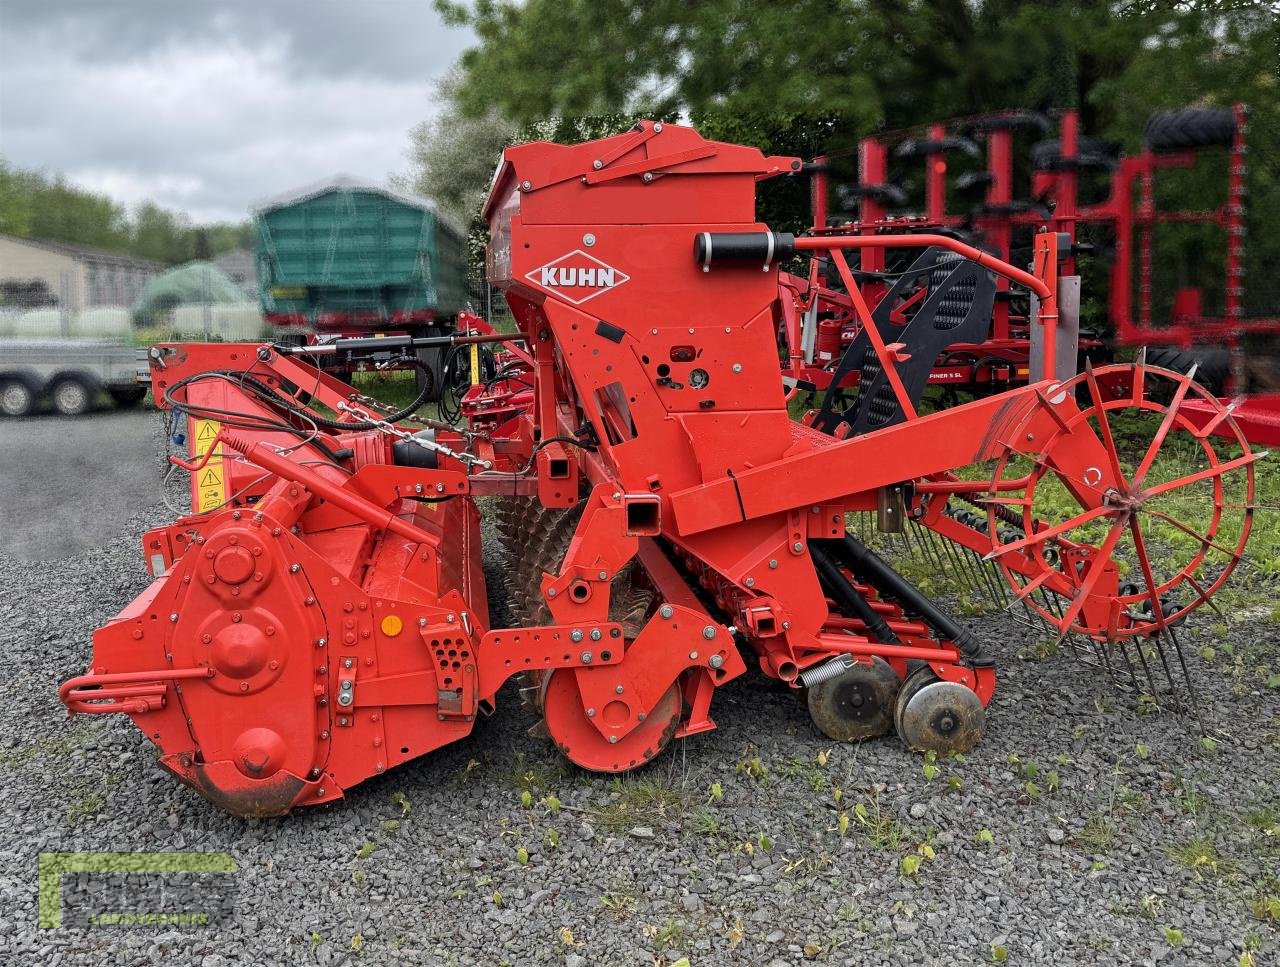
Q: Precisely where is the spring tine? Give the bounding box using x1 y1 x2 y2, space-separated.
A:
1148 633 1185 714
1167 624 1206 732
941 536 978 594
971 549 1008 607
918 522 946 573
1129 635 1163 709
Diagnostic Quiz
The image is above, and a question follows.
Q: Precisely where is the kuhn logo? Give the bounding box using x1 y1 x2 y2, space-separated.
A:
526 250 629 305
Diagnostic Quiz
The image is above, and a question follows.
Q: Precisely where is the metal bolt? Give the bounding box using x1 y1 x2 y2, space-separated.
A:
610 628 621 638
732 363 743 373
584 233 597 246
318 666 327 674
418 617 427 627
317 638 327 648
310 768 321 778
320 730 329 739
344 658 353 669
783 620 791 630
592 160 603 170
702 625 716 640
317 788 325 796
745 577 756 588
570 629 584 642
768 559 778 569
290 564 300 573
521 180 532 191
169 613 178 623
547 588 557 597
793 541 804 553
338 692 353 706
436 482 445 493
590 628 602 641
659 604 674 619
608 735 619 744
709 654 724 669
415 483 423 494
689 651 699 660
586 708 596 718
642 172 654 183
615 685 624 694
637 713 647 722
580 651 593 664
341 680 352 690
240 681 249 692
598 570 608 580
447 613 456 623
654 123 663 132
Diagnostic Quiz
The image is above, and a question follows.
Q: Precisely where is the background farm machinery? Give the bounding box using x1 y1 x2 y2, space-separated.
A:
787 102 1280 444
60 122 1259 816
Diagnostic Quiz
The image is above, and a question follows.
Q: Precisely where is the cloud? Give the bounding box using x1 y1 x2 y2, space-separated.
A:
0 1 474 223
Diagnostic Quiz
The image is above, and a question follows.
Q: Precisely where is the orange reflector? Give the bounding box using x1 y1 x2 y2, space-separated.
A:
381 615 404 637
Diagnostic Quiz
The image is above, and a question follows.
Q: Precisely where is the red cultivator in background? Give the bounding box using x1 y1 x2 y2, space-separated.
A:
61 122 1259 816
789 102 1280 444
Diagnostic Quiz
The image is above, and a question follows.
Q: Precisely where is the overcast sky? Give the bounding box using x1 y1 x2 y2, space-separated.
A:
0 0 474 223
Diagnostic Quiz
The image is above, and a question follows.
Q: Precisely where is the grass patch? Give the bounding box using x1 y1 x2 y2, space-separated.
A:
588 777 693 833
1076 813 1117 851
1167 836 1233 878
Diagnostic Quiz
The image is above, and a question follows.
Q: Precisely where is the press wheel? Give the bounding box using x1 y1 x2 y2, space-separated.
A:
894 668 986 754
542 670 681 773
807 657 901 742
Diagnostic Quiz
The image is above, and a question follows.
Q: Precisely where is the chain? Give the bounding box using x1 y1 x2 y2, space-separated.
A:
336 401 492 470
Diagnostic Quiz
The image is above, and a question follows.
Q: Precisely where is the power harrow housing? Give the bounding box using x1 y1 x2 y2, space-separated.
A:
61 122 1258 815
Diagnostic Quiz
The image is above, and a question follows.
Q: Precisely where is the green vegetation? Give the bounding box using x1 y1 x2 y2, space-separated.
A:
0 158 251 265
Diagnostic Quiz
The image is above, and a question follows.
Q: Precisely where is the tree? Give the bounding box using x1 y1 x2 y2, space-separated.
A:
400 66 518 228
0 156 254 264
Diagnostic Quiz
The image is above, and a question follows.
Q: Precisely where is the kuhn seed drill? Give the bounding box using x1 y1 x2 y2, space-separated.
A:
61 122 1259 816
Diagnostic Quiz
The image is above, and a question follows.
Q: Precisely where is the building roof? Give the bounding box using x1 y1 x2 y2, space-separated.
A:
251 174 465 239
0 232 165 271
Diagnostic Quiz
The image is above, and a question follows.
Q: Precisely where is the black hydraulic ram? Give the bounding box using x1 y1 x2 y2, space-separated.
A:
817 535 993 667
810 543 902 645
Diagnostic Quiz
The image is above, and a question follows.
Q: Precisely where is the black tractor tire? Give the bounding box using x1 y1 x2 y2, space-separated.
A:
1143 108 1236 151
108 386 148 409
0 379 36 417
1146 346 1230 396
1030 136 1120 171
414 325 446 403
50 376 96 416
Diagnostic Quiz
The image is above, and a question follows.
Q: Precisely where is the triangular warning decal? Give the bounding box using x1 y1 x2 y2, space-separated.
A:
199 467 223 488
197 422 218 441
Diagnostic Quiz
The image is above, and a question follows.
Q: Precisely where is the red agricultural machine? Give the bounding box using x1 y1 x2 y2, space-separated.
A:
60 122 1260 816
789 103 1280 444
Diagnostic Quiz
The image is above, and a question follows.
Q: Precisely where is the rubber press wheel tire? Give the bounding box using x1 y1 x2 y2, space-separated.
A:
50 377 94 416
1143 108 1236 151
1146 346 1230 397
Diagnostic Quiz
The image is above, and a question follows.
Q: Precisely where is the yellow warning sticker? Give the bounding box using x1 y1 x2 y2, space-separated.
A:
191 418 227 513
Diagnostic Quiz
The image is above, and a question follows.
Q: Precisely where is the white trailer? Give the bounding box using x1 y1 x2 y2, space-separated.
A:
0 340 150 416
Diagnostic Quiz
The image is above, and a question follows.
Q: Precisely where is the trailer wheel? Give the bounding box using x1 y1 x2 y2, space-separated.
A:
1143 108 1236 151
0 379 36 417
50 376 95 416
108 386 148 409
1146 346 1230 396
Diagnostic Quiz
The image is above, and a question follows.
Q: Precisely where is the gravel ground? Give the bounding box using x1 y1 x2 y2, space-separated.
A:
1 411 1278 966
